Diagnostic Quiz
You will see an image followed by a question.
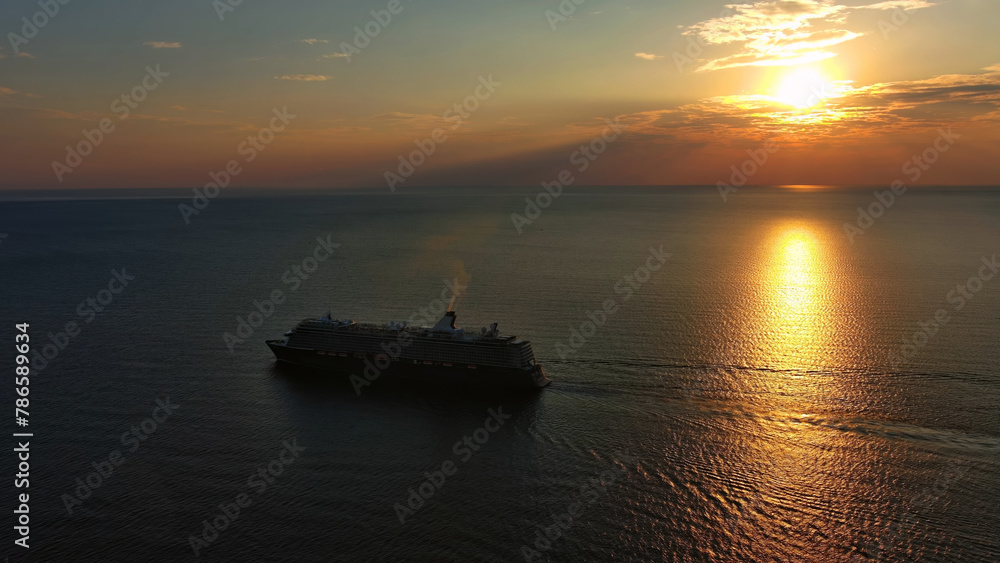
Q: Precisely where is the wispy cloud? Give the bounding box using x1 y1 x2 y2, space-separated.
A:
370 112 437 121
682 0 936 72
274 74 332 81
144 41 182 49
635 52 664 61
1 103 247 130
617 64 1000 146
0 48 34 59
0 86 39 99
170 105 186 111
367 111 449 131
321 53 350 60
299 39 329 45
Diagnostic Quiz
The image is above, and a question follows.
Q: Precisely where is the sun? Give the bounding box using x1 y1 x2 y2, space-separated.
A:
774 68 830 109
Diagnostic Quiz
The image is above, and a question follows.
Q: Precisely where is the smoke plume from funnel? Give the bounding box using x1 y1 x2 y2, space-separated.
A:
449 259 471 311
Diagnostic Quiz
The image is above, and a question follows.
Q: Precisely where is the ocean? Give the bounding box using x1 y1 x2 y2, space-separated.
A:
1 186 998 562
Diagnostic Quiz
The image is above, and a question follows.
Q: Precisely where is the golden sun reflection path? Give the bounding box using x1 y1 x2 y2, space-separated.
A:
741 222 841 372
714 222 877 556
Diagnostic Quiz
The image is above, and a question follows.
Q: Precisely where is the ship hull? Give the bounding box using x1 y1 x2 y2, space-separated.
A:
266 340 550 389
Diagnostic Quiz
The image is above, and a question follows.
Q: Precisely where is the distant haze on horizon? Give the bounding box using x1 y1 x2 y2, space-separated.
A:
1 0 999 189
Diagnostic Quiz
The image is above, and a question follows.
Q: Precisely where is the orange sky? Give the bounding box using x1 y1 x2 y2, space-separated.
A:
1 0 998 189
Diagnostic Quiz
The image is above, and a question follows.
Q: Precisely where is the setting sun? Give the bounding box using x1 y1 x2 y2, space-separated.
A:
774 68 830 109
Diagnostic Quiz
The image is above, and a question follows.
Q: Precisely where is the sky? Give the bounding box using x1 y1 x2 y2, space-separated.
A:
1 0 998 189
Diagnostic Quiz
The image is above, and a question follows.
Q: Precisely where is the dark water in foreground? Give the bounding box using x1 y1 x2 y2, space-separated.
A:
1 187 999 562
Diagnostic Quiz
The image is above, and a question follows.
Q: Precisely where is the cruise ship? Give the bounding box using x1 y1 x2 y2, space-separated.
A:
266 311 550 389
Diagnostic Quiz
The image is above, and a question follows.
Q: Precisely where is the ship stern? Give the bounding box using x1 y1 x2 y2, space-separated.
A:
529 364 551 388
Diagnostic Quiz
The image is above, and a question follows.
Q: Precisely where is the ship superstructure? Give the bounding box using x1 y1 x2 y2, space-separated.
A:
266 311 550 389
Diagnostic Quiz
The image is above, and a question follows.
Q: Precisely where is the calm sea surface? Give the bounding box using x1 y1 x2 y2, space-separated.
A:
1 187 998 562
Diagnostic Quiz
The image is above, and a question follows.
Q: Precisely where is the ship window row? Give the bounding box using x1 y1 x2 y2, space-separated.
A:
287 333 532 367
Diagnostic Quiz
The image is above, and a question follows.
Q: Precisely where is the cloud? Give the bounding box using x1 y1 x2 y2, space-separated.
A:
366 111 449 131
370 112 436 121
299 39 329 45
0 102 248 130
617 64 1000 145
144 42 182 49
8 108 247 134
274 74 332 81
681 0 936 72
170 105 186 111
321 53 350 60
0 86 39 99
0 50 34 59
635 52 663 61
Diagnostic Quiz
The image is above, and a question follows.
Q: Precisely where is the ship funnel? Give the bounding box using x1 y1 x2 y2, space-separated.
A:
431 311 458 332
